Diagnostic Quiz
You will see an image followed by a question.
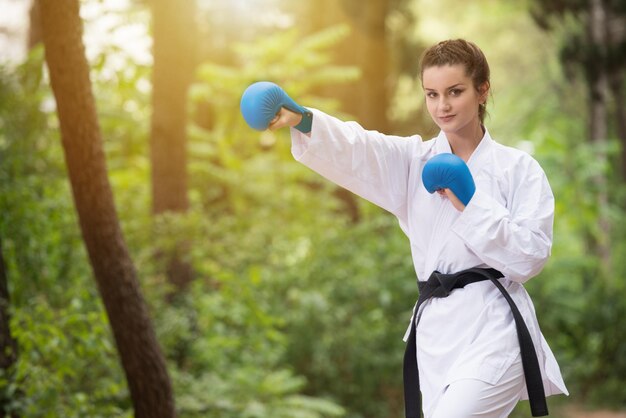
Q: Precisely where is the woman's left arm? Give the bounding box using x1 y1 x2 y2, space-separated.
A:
451 156 554 283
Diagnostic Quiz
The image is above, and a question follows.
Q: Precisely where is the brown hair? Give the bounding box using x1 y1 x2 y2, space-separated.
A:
419 39 491 124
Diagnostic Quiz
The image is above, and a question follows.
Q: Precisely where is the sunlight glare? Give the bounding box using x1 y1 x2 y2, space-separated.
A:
0 0 29 63
199 0 293 31
81 0 152 67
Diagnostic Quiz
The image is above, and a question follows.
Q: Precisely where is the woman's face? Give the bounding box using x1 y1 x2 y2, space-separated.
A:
422 64 487 136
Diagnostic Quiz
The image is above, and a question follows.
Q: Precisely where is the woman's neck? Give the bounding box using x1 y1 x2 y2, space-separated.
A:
446 123 485 162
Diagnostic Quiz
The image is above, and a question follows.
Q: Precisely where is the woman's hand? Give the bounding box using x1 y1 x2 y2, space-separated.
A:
268 107 303 131
437 188 466 212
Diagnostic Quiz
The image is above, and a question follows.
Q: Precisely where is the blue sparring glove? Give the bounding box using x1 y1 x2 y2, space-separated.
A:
422 153 476 206
240 81 312 133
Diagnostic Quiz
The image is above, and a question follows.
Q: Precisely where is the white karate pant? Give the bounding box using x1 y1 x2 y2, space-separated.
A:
429 355 526 418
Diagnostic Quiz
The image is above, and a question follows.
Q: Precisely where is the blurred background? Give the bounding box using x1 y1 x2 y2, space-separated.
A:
1 0 626 417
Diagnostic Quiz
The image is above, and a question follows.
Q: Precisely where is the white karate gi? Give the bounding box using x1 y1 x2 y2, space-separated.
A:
290 109 568 417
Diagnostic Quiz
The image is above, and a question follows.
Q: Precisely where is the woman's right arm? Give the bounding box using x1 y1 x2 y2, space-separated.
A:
272 107 423 221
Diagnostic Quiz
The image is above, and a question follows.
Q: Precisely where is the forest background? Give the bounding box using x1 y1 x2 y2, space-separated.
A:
1 0 626 417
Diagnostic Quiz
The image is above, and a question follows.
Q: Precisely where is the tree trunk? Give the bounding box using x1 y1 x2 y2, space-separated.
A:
609 69 626 182
293 0 394 222
606 7 626 183
340 0 391 133
587 0 612 271
301 0 391 132
27 0 42 50
589 0 609 142
38 1 176 416
0 236 19 417
0 237 16 371
149 0 197 293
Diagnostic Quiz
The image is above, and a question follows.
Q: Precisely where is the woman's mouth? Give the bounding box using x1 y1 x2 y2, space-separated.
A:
438 114 455 123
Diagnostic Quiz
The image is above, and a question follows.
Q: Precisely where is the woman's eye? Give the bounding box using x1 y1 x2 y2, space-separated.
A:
426 92 437 98
450 89 463 96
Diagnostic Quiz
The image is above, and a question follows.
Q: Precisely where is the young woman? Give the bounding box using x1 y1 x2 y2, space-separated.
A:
248 39 568 417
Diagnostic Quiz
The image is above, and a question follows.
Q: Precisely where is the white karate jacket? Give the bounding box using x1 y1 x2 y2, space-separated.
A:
290 109 568 415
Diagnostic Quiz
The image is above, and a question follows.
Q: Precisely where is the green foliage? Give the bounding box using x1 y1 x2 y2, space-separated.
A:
1 27 353 415
8 297 130 417
0 48 130 417
511 51 626 409
3 1 626 417
273 214 415 418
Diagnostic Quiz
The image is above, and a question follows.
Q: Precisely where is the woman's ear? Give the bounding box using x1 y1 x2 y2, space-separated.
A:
479 82 490 104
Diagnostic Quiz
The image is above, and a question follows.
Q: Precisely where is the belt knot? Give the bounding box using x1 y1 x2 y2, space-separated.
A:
428 271 457 297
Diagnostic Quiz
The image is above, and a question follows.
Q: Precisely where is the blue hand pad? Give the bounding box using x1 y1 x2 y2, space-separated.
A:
240 81 308 131
422 153 476 206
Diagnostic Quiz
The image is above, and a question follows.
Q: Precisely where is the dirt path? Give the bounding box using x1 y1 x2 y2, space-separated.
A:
563 406 626 418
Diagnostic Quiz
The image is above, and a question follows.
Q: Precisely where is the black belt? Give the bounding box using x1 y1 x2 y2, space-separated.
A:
403 267 548 418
